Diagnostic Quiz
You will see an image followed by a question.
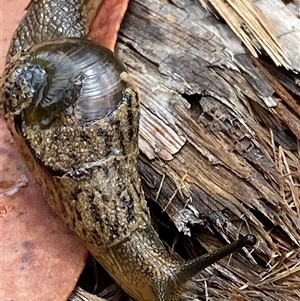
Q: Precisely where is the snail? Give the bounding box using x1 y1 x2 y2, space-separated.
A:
0 1 256 301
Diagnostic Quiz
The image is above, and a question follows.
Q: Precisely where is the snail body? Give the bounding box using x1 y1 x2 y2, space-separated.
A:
1 1 256 301
2 38 147 247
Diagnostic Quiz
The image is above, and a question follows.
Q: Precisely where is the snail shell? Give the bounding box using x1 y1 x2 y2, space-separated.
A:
4 38 128 125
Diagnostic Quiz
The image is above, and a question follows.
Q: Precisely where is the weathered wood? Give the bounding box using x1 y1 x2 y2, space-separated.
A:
83 0 300 300
199 0 300 71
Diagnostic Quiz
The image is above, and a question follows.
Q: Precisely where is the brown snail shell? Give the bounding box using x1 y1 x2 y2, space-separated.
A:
3 38 127 126
1 37 256 301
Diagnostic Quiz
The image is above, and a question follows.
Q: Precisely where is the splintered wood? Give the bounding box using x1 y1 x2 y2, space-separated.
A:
111 0 299 300
198 0 298 70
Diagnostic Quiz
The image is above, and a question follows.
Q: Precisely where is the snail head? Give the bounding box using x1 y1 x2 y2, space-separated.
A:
1 51 48 119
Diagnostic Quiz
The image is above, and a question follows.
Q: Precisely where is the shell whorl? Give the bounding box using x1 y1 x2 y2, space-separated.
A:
3 38 128 125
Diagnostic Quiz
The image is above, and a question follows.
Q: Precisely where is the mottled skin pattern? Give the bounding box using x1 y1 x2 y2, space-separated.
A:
0 1 256 301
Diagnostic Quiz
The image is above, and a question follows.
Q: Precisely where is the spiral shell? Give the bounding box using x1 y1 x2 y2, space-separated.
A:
3 38 128 125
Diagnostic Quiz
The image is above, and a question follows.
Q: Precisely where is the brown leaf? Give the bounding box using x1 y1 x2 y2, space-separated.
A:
89 0 130 51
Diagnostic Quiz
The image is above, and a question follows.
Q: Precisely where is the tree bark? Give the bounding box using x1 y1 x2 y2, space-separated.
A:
93 0 300 300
